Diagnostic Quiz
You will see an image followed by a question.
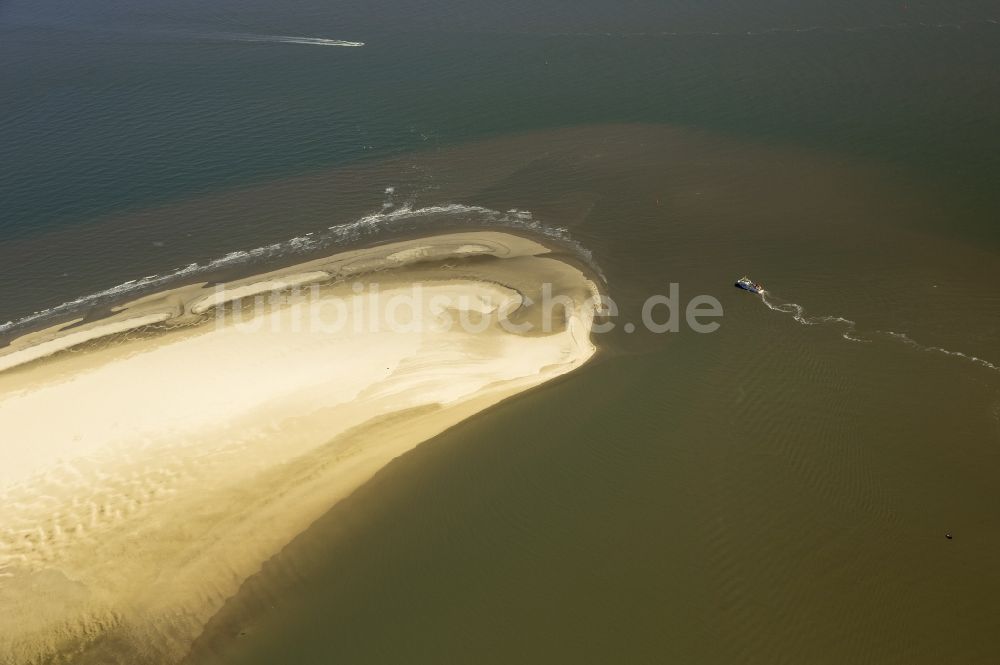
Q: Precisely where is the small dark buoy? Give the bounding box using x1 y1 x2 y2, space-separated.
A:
945 533 953 540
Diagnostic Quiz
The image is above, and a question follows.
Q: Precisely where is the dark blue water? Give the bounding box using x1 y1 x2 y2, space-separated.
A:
3 1 1000 663
3 0 998 248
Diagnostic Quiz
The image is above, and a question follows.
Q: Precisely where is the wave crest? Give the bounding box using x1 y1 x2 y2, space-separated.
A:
0 204 600 338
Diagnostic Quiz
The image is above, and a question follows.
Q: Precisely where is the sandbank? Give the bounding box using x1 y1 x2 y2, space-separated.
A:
0 231 600 663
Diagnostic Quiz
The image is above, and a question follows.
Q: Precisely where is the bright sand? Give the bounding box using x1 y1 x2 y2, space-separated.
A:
0 232 600 663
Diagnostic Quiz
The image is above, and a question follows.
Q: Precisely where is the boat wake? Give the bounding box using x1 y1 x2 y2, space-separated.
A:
0 204 598 339
210 32 365 47
760 292 867 343
877 331 1000 373
759 292 999 374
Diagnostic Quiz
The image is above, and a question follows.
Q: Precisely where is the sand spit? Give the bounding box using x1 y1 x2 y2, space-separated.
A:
0 231 601 664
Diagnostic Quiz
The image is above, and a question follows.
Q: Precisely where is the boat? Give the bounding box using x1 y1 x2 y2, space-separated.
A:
734 276 764 294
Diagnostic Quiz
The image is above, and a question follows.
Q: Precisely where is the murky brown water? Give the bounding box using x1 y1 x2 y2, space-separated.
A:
4 0 1000 658
146 125 1000 665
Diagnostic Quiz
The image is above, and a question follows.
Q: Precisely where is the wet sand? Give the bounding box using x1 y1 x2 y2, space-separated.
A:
0 231 600 664
173 125 1000 665
2 124 998 665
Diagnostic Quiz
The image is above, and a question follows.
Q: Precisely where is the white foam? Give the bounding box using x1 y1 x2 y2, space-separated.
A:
0 262 600 661
759 292 999 369
760 292 866 342
1 204 601 338
221 33 365 47
879 331 1000 373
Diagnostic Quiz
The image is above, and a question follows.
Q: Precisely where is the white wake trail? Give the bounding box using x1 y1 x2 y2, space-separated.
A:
758 292 999 373
759 292 867 342
878 331 1000 373
218 33 365 47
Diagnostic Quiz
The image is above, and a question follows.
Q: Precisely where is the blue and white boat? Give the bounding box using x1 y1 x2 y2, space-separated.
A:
735 276 764 294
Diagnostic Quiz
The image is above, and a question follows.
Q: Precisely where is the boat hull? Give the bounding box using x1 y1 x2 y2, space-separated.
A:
734 279 764 294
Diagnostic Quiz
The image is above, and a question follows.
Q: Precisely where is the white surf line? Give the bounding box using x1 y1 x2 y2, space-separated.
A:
0 204 599 337
759 291 867 342
218 32 365 47
759 292 1000 373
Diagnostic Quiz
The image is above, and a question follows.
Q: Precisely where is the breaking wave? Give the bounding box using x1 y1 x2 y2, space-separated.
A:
0 204 599 337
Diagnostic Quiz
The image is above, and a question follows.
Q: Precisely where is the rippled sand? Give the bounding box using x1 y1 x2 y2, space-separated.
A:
0 231 600 664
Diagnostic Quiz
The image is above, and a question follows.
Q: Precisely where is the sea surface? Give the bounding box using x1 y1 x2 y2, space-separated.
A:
2 0 1000 663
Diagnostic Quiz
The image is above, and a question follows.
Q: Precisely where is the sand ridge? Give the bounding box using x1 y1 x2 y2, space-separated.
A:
0 231 601 664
